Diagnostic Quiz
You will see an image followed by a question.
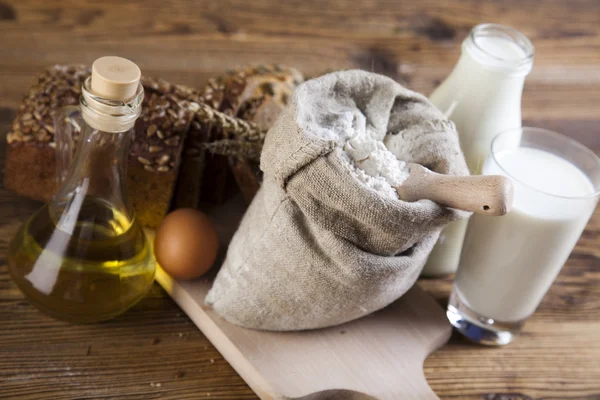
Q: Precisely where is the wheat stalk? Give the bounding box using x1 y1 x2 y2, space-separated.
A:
202 139 262 161
187 101 266 141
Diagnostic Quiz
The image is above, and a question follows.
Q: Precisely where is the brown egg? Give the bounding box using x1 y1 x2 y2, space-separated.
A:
154 208 219 280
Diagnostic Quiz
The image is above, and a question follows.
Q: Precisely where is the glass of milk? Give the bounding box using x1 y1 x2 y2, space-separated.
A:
447 127 600 345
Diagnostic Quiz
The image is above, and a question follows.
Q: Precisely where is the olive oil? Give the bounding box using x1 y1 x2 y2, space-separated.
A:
9 56 153 323
8 198 155 323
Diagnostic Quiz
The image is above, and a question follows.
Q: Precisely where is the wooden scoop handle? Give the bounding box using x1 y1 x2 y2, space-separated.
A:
396 163 514 216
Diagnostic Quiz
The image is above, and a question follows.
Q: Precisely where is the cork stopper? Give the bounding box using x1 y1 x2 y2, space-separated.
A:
91 56 141 102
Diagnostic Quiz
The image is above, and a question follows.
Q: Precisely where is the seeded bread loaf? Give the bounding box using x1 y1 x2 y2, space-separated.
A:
4 65 195 228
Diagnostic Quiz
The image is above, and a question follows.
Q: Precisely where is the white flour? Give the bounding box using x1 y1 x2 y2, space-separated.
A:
296 102 408 198
343 126 408 198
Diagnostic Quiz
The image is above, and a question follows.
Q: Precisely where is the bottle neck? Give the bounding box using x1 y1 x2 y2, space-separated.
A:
81 76 143 132
53 78 143 206
452 52 528 86
448 23 533 96
431 53 527 127
444 50 527 109
462 23 534 77
430 24 533 118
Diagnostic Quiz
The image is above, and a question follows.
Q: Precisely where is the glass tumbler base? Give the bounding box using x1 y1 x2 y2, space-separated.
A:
447 291 523 346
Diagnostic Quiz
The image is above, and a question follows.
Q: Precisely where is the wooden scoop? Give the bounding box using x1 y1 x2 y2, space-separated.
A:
396 163 514 216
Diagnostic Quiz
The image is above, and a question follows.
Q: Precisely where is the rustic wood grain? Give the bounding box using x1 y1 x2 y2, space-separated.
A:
1 0 599 399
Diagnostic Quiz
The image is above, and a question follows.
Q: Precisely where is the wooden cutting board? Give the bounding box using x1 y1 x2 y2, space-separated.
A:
152 196 452 400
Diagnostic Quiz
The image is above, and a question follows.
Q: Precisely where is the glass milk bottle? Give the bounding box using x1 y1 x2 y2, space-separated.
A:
422 24 534 276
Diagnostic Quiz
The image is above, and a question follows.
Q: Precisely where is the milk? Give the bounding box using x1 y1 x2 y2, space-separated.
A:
456 147 598 322
423 24 534 276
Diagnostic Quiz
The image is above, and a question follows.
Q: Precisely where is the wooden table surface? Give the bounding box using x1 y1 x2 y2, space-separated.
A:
1 1 599 399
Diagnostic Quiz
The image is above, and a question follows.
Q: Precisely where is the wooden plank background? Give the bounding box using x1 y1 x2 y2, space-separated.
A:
0 0 599 399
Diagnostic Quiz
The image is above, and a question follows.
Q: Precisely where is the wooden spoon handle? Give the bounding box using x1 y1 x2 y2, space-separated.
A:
396 163 514 216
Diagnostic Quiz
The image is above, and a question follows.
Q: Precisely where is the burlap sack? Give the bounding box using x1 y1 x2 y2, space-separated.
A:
206 70 469 331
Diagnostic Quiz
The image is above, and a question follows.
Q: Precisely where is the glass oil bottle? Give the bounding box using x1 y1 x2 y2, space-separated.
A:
8 57 155 323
